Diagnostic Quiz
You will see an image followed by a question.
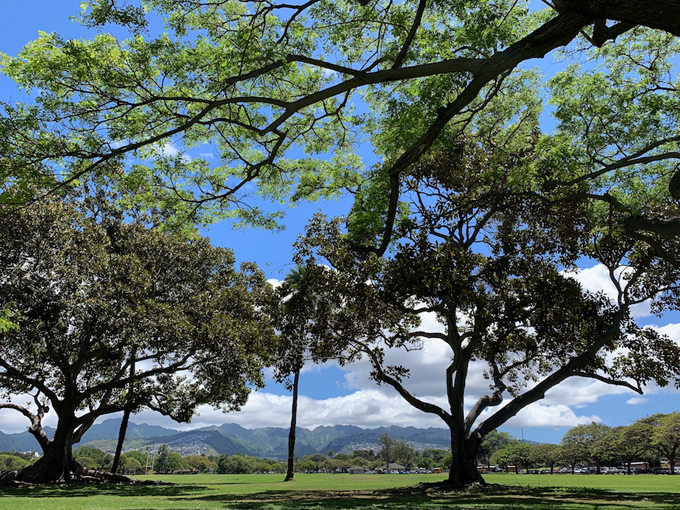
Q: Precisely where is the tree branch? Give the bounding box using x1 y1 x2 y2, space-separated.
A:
572 371 643 394
0 402 51 450
352 339 453 425
391 0 428 69
476 305 629 437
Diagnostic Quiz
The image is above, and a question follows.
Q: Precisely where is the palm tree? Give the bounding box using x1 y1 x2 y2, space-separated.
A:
282 264 307 482
111 356 135 475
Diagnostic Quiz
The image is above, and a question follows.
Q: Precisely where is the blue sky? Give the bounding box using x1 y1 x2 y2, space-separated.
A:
1 1 679 446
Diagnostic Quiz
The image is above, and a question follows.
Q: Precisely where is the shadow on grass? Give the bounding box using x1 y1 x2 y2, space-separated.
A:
3 481 680 509
0 482 208 499
188 484 680 509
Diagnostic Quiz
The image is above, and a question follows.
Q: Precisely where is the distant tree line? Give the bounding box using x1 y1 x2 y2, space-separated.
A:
484 413 680 475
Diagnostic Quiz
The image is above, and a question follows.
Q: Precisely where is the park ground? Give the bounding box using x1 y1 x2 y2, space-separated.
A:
1 473 679 510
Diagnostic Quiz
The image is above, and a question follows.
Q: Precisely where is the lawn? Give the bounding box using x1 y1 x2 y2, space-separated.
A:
1 473 679 510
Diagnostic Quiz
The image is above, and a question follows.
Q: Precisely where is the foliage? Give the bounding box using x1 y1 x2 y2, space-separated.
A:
120 456 142 475
154 445 186 474
561 423 614 473
216 454 277 474
293 125 680 485
1 1 679 246
184 455 217 474
0 185 275 483
392 439 417 469
378 433 396 466
0 310 17 334
73 447 113 470
2 0 680 489
650 412 680 474
530 444 562 474
491 442 534 473
478 431 516 467
0 454 29 473
611 422 652 474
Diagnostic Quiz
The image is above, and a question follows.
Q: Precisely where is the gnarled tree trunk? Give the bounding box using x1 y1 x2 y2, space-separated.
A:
5 420 85 484
447 430 484 486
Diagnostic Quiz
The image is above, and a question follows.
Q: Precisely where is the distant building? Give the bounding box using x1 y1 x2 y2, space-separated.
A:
378 463 406 473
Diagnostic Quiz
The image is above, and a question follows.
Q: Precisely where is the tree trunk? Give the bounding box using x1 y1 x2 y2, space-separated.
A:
111 408 131 475
447 430 484 486
6 425 84 484
112 357 136 475
284 367 300 482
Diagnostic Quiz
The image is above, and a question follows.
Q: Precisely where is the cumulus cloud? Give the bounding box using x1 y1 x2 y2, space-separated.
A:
626 397 648 405
131 389 448 431
152 142 191 163
565 264 651 318
499 403 600 429
0 395 59 434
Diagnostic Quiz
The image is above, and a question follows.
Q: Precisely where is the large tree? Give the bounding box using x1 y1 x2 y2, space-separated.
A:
0 187 274 484
611 421 652 474
649 412 680 475
2 1 680 249
1 0 680 487
561 422 613 474
293 131 680 485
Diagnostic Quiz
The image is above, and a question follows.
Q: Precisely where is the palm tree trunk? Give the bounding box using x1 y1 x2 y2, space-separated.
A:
284 367 300 482
112 357 135 474
111 408 131 474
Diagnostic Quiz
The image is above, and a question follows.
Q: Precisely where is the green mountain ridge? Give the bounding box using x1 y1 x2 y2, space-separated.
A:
0 419 453 459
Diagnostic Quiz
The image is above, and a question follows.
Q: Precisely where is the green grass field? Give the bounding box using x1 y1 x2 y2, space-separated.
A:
1 473 679 510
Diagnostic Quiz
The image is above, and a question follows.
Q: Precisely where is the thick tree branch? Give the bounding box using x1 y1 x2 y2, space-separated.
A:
391 0 428 69
476 305 629 437
624 216 680 236
0 360 60 409
0 402 51 450
371 11 592 255
590 20 637 47
554 0 680 37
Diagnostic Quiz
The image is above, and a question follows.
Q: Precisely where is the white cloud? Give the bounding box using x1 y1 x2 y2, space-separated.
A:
501 403 600 429
131 389 448 431
626 397 648 405
566 264 651 318
153 142 191 163
649 322 680 343
267 278 283 288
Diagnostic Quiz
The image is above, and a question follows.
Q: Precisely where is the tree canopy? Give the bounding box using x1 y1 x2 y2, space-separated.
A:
1 1 680 245
0 185 275 483
291 127 680 484
2 0 680 488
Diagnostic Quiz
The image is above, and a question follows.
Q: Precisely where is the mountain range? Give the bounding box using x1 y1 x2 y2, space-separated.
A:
0 420 452 459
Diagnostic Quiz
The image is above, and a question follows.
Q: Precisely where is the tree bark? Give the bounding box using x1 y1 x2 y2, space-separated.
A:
112 357 136 475
554 0 680 37
111 408 131 475
284 367 300 482
447 430 484 486
5 422 84 484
